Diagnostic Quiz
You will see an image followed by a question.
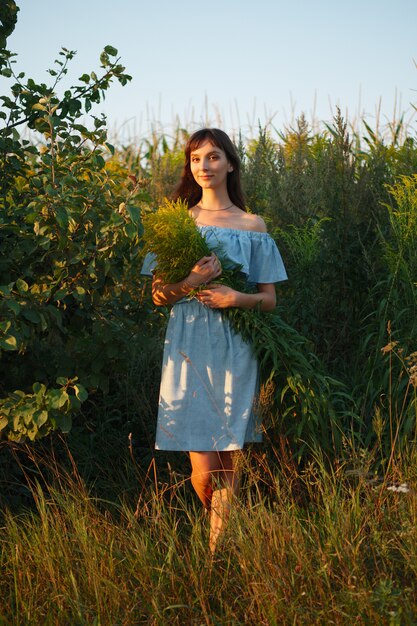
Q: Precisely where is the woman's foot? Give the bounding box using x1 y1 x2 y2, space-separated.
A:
209 487 232 554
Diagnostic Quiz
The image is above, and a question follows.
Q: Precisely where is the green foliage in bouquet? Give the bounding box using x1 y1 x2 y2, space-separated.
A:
142 199 211 283
141 198 248 292
142 199 351 457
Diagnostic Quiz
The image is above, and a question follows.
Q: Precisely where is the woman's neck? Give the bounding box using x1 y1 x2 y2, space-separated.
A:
199 189 231 210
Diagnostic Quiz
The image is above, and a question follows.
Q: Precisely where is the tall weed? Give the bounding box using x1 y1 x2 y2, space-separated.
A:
1 449 417 624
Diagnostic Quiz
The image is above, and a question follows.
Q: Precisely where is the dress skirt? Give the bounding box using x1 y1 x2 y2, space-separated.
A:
155 299 261 451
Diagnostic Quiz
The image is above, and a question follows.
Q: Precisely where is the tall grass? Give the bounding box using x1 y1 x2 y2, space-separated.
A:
1 443 417 625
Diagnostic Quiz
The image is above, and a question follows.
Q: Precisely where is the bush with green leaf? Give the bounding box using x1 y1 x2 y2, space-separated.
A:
0 378 87 441
0 39 153 441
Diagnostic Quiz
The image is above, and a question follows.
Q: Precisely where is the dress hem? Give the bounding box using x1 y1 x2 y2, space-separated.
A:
155 439 262 452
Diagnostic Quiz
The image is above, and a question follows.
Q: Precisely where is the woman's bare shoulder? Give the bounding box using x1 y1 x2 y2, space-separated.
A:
241 212 267 232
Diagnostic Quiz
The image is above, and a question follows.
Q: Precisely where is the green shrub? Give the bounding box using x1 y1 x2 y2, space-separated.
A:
0 44 154 441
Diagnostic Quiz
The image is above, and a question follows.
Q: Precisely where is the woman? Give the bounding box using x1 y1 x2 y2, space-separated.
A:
142 128 287 553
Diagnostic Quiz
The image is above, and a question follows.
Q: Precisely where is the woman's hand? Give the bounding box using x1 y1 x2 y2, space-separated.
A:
197 282 277 311
196 284 237 309
151 254 222 306
185 254 222 288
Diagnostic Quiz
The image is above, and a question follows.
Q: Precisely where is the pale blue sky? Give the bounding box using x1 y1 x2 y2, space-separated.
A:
3 0 417 141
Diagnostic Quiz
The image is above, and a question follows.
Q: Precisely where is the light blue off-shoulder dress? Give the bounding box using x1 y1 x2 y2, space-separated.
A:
141 225 287 451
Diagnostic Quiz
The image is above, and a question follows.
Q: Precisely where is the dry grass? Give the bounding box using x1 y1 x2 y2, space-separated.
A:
1 444 417 625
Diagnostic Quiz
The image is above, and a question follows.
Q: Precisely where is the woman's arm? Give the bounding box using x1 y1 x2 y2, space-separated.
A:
196 283 276 312
151 254 222 306
152 275 195 306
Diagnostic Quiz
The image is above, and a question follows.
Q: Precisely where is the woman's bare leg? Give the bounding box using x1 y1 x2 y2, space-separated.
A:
208 451 239 553
189 451 218 510
189 450 239 553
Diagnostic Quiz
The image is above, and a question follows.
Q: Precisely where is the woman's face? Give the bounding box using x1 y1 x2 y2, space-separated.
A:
189 140 233 191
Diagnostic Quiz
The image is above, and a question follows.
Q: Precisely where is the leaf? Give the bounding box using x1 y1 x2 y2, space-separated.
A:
100 52 109 66
104 45 118 57
0 335 17 350
94 154 105 169
12 414 23 432
48 389 69 409
127 205 140 224
56 206 69 231
34 410 48 427
16 278 29 293
0 415 9 431
6 300 20 315
33 382 46 396
69 396 81 410
74 384 88 403
124 223 137 240
26 426 39 441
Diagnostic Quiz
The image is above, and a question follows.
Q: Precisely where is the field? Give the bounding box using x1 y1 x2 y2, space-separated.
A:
0 40 417 625
1 438 417 624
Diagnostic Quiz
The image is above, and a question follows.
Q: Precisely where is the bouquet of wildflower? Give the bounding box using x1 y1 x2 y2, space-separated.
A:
142 199 348 457
141 198 248 293
141 199 211 284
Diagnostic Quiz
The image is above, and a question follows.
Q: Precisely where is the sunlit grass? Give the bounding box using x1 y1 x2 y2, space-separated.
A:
1 445 416 625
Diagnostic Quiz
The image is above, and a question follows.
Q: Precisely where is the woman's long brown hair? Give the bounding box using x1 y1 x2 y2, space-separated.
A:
173 128 246 211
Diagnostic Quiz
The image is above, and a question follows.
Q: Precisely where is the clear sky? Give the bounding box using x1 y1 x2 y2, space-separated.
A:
3 0 417 142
